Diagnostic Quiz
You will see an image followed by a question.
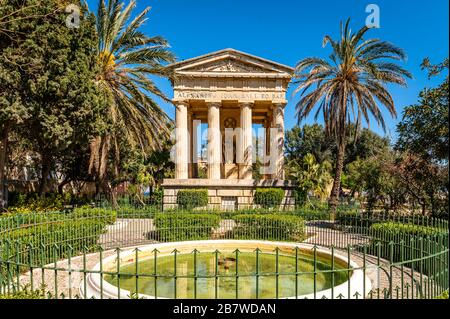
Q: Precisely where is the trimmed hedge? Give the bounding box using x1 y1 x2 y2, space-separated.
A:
176 189 209 209
232 214 305 241
0 208 117 270
72 206 117 224
370 222 447 237
368 222 447 277
116 206 159 219
293 207 330 220
6 192 93 213
253 188 285 208
154 213 221 241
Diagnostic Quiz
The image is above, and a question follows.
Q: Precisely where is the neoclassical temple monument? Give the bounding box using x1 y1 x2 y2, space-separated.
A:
162 49 296 209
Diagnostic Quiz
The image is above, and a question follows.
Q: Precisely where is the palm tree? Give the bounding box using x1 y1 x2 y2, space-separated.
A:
288 153 332 204
89 0 175 204
293 19 411 216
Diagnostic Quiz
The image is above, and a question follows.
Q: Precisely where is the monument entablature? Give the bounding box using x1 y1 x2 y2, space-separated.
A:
171 48 292 105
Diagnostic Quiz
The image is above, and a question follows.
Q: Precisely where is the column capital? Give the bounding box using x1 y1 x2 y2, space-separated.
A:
206 101 221 108
174 100 190 108
272 102 287 109
239 102 254 108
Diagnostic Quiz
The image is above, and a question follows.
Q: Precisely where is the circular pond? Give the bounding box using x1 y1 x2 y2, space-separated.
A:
83 240 370 299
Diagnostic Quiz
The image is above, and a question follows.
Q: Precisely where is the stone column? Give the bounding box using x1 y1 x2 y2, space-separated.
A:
175 101 189 179
239 102 253 179
263 117 271 180
187 111 193 178
273 103 285 179
207 102 221 179
191 117 200 178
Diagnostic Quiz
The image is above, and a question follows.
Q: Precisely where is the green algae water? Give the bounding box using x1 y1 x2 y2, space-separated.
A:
104 251 349 299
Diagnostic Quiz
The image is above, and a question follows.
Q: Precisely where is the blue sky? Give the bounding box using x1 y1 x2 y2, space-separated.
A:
87 0 449 142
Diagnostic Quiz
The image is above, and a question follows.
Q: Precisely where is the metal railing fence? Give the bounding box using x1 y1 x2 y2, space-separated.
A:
0 207 448 299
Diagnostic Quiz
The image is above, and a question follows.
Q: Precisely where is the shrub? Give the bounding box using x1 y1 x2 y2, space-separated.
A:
0 208 117 272
368 222 447 276
293 207 330 220
232 214 305 241
370 222 446 237
72 206 117 224
436 291 449 299
0 286 47 299
6 192 93 213
116 206 159 219
154 213 221 241
149 188 164 203
335 211 365 227
176 189 208 210
253 188 285 208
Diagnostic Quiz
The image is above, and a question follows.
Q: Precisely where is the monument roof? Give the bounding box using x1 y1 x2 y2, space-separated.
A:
169 48 294 77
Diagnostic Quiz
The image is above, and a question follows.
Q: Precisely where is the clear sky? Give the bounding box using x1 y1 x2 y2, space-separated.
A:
87 0 449 142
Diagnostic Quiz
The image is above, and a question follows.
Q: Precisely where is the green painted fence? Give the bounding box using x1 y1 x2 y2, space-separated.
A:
0 208 448 299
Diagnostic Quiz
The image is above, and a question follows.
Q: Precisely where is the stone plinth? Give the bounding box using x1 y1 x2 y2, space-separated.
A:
162 179 296 210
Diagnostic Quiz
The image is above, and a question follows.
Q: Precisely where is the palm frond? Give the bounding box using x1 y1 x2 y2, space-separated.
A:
92 0 175 156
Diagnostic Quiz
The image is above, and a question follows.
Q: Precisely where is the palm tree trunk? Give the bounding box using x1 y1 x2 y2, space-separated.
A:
0 123 9 210
102 179 117 208
329 137 345 219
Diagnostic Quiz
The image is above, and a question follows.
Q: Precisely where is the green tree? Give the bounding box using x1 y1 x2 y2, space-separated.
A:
287 153 332 204
345 127 390 164
293 19 411 216
88 0 175 205
394 152 448 216
285 124 334 164
396 58 449 217
285 124 390 167
396 58 449 163
123 138 174 185
0 0 105 204
0 0 42 208
343 152 400 212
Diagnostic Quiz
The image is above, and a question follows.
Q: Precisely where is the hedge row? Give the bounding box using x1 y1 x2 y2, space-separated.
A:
154 212 306 242
368 222 447 277
154 213 221 242
232 214 305 241
253 188 285 208
370 222 447 237
0 208 117 269
176 189 209 209
116 206 160 219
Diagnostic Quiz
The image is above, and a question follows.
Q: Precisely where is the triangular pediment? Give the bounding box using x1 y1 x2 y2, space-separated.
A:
170 48 293 77
183 57 269 73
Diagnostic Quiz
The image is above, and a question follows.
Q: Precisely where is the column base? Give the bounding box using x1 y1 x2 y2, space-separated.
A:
207 163 221 180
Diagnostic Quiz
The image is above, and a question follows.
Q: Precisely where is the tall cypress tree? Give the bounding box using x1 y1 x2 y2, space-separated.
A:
0 0 106 205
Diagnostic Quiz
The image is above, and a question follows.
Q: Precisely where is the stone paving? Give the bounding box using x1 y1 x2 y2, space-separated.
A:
14 218 435 299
